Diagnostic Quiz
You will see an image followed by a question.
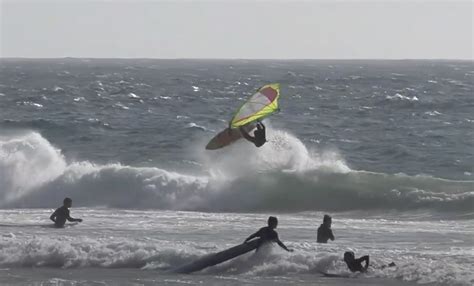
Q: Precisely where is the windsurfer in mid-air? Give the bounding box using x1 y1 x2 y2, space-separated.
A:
240 121 266 147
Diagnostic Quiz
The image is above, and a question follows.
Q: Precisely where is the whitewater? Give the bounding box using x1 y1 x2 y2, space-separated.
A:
0 59 473 285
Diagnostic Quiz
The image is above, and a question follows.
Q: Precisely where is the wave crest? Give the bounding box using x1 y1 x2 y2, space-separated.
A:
1 131 472 213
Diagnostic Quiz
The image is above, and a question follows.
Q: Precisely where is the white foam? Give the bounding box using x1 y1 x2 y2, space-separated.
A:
128 92 140 99
73 97 86 102
1 131 471 213
0 209 472 285
187 122 208 131
114 102 129 110
424 110 442 116
386 93 419 102
202 129 349 180
0 132 66 205
18 101 44 108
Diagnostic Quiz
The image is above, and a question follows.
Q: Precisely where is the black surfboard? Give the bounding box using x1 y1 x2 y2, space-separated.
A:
173 239 260 274
321 272 352 278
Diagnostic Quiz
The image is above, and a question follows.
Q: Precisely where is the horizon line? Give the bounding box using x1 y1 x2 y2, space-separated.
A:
1 57 473 61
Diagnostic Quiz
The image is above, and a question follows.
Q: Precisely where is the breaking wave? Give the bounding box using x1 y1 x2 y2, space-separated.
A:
0 234 471 285
1 131 472 213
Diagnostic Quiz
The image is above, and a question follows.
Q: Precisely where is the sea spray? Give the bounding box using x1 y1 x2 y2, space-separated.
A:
1 131 472 213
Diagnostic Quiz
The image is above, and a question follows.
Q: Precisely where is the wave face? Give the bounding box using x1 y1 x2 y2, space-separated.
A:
2 60 473 182
1 131 472 213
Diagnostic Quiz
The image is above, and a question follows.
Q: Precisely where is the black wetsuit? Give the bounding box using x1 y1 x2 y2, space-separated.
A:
345 255 370 273
251 226 278 244
50 206 78 228
253 125 266 147
240 123 266 147
245 226 291 252
317 224 335 243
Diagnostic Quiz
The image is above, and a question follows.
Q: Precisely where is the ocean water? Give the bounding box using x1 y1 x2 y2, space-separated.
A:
0 59 473 285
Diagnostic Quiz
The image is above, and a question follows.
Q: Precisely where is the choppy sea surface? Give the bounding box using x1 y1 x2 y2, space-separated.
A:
0 59 473 285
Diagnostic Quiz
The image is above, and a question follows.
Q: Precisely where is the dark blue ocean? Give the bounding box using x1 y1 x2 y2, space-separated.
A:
0 59 473 285
1 59 472 212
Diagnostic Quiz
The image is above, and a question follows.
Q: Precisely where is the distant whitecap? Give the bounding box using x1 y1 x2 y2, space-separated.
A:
18 101 43 108
128 93 140 99
425 111 442 116
386 93 419 102
73 97 86 102
187 122 207 131
114 102 129 110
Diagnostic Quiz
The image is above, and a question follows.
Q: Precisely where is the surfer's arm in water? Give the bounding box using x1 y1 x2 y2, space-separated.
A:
63 208 82 223
272 230 293 252
67 216 82 223
381 262 396 269
276 238 293 252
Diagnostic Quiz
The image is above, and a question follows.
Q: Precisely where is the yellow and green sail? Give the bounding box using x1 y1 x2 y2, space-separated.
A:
230 83 280 128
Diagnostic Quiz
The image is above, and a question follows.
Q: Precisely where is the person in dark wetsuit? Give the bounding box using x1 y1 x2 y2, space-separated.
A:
244 216 293 252
343 251 369 273
239 121 266 147
317 214 335 243
50 197 82 228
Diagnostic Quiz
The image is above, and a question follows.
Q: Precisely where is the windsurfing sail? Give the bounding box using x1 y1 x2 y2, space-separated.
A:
229 83 280 128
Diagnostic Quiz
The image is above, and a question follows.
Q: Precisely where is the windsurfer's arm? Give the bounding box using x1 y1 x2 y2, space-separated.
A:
240 127 256 143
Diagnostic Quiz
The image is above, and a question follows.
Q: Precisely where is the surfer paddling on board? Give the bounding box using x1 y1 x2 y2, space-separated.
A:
239 121 266 147
244 216 293 252
50 197 82 228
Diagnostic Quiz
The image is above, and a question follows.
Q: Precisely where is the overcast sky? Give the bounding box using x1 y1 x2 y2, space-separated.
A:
1 0 472 59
